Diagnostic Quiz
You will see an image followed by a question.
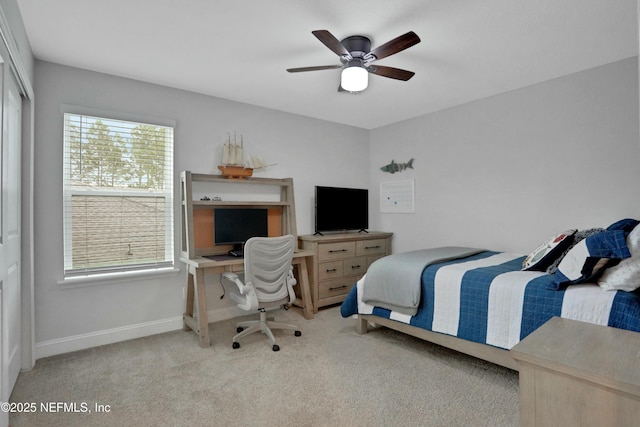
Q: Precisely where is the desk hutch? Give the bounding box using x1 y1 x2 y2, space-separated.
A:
179 171 315 347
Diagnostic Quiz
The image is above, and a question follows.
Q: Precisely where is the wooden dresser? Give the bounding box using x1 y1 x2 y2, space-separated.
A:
298 231 392 312
511 317 640 427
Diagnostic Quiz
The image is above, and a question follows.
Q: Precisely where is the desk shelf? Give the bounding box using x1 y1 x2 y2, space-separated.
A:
190 201 289 207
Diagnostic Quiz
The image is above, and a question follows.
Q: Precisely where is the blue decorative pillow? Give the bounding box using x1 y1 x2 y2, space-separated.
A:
607 218 640 234
551 229 631 290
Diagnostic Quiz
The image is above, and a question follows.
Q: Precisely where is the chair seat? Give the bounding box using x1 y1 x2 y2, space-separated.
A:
225 278 289 311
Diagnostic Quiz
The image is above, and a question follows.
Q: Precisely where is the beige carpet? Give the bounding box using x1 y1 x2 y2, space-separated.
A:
9 306 519 427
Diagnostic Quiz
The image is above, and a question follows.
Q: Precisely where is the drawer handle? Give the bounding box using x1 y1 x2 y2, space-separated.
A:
365 245 381 249
325 268 338 273
329 249 348 253
351 265 361 269
328 285 348 291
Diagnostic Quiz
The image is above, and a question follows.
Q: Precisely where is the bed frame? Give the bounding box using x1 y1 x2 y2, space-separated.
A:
356 314 520 371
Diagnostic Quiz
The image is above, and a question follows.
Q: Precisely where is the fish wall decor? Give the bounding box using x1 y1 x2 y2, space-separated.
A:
380 158 414 174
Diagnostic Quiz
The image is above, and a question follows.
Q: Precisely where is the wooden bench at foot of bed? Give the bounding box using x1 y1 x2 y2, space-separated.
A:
355 314 519 371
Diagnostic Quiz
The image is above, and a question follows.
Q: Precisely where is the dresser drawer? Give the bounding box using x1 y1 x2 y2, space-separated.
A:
356 239 386 256
318 277 356 300
344 256 367 277
318 241 356 261
318 260 344 281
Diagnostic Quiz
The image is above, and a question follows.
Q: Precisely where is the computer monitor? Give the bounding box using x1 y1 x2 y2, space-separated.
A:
213 208 268 252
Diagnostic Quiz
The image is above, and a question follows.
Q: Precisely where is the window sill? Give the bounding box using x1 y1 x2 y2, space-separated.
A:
58 267 181 289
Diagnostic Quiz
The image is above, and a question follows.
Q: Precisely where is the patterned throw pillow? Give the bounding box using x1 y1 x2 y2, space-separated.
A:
522 230 576 271
550 229 631 290
545 228 605 274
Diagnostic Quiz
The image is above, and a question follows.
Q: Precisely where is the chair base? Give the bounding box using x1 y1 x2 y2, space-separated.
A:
232 308 301 351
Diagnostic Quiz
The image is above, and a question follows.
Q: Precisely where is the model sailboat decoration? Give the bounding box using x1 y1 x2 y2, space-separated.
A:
218 133 273 179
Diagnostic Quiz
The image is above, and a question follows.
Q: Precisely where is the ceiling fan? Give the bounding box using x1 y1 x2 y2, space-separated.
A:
286 29 421 93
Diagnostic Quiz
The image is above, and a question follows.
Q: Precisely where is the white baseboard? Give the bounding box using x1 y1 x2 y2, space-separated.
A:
35 306 244 359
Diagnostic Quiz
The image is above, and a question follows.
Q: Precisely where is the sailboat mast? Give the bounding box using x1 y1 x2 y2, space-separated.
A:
235 134 244 165
222 132 231 165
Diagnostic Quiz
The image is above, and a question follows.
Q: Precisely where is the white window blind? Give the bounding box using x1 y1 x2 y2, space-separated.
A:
63 113 174 278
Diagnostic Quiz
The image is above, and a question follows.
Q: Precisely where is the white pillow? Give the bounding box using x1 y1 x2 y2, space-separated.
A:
598 224 640 292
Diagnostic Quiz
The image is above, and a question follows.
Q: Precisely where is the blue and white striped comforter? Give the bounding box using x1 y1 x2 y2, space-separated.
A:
340 251 640 350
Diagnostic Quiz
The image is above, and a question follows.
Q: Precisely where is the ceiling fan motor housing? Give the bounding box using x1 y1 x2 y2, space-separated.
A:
340 35 371 60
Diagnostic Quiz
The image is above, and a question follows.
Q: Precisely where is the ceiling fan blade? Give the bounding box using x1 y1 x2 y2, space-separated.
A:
287 65 343 73
368 31 420 61
312 30 351 58
368 65 415 81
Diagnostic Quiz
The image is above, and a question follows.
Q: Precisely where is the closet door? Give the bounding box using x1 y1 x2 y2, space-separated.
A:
0 54 22 415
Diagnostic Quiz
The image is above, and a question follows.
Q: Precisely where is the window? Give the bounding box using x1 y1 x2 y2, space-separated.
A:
63 112 174 278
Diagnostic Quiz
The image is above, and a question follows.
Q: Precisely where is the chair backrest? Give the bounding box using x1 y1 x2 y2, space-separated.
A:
243 235 296 303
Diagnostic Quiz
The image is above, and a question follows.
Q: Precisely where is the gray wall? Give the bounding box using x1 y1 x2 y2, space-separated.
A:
33 60 369 354
369 57 640 254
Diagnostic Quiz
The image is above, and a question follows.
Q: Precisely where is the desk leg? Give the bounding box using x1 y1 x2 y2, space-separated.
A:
193 267 210 347
183 266 211 347
183 272 195 331
298 258 314 320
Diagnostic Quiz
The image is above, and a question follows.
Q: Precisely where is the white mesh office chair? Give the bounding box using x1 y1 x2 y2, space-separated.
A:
221 235 301 351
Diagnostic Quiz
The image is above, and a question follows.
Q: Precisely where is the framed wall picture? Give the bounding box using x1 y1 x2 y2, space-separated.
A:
380 180 414 213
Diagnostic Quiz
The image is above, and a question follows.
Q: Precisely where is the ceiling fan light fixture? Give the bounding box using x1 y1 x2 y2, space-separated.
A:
341 64 368 92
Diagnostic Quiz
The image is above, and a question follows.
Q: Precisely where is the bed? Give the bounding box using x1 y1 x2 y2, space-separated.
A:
340 219 640 371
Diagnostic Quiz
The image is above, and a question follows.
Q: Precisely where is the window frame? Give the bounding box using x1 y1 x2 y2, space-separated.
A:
61 105 177 282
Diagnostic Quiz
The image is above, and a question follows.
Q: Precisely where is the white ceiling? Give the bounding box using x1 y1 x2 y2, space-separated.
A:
16 0 638 130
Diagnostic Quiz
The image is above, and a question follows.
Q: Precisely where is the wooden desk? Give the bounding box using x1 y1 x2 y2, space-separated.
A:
512 317 640 427
180 250 315 347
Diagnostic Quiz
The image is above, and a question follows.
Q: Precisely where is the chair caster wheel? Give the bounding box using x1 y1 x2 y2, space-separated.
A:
232 342 240 349
236 327 244 333
294 331 302 337
272 344 280 352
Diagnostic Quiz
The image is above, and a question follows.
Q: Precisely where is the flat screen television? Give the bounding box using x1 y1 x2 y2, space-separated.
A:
214 208 268 252
315 186 368 234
